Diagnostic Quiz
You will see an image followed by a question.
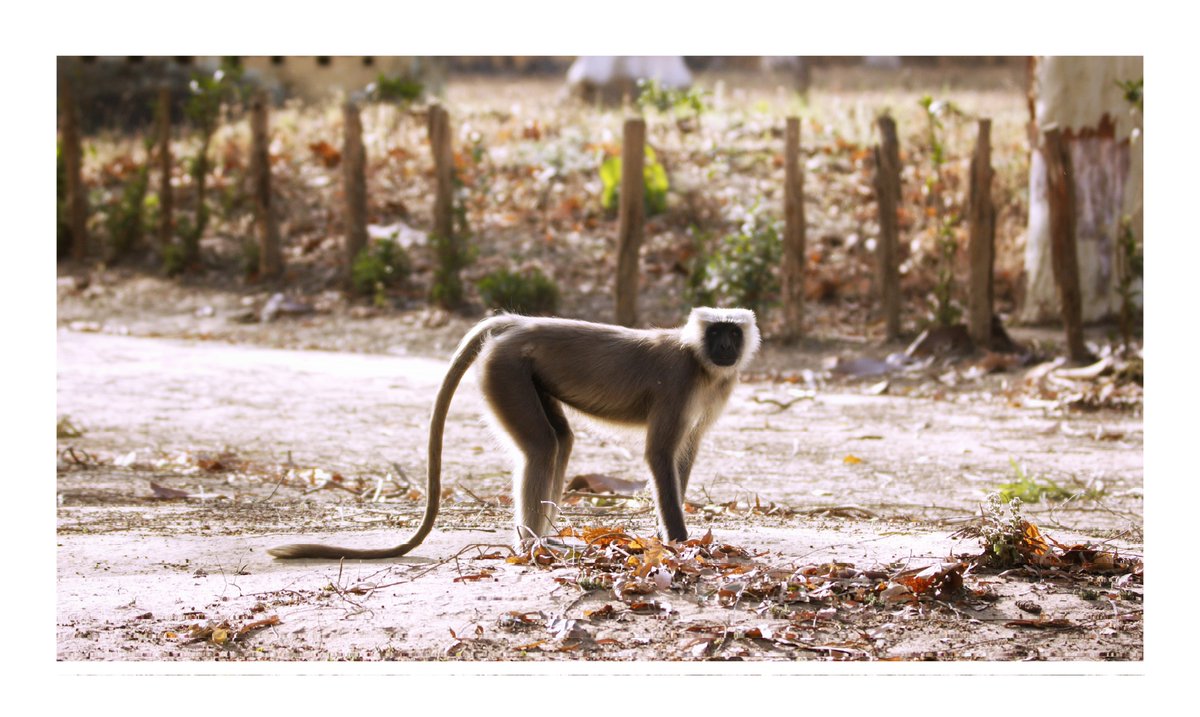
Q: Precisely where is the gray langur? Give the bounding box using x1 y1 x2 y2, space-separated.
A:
269 307 760 560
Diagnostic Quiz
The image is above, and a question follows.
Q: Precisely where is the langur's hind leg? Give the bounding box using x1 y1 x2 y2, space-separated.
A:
480 361 560 543
537 392 573 533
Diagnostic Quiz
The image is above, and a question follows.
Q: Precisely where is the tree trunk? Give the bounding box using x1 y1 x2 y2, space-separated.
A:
614 117 646 327
60 73 87 261
781 116 806 341
252 92 283 279
1043 128 1092 363
427 104 464 308
1021 56 1142 323
342 101 368 285
967 119 995 349
873 114 901 341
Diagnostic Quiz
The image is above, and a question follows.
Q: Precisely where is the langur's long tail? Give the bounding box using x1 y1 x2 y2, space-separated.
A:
268 316 513 560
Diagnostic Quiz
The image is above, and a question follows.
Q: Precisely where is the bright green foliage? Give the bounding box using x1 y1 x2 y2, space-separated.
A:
995 458 1104 504
1117 78 1143 113
599 145 669 216
694 202 782 316
477 267 560 315
635 78 710 120
369 74 424 104
352 238 412 305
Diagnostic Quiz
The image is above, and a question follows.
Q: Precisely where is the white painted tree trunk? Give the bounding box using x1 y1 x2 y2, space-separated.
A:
1021 56 1143 324
566 56 692 102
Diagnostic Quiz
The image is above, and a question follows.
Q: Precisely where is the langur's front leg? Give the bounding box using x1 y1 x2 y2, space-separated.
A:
675 427 703 500
645 410 688 543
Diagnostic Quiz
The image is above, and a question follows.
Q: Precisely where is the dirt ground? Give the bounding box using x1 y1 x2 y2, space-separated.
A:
56 274 1143 663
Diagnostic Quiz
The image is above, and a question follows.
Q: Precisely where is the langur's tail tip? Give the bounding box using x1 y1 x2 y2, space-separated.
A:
267 544 309 559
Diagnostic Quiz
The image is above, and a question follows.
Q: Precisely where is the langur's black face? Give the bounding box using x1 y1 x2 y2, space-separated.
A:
704 322 744 367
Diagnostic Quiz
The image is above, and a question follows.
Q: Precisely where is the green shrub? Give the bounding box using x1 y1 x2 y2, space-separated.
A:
369 74 424 104
599 144 669 216
162 242 186 277
105 163 151 262
477 267 560 315
352 238 412 303
695 203 782 315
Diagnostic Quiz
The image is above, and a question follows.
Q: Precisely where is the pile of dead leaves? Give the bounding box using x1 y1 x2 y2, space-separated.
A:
507 527 976 616
955 496 1143 582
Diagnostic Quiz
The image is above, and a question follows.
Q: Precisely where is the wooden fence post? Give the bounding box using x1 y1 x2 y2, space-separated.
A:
251 91 283 279
427 103 464 307
343 101 368 285
60 72 87 261
615 117 646 327
429 104 455 242
967 118 995 349
781 116 807 341
156 87 173 253
1043 129 1092 363
874 114 902 342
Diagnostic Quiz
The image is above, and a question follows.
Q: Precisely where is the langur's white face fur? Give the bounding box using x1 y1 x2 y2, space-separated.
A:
681 307 761 373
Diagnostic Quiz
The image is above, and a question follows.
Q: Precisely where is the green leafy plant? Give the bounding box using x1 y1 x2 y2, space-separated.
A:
104 156 151 262
635 78 710 131
352 238 412 306
1114 79 1143 352
996 459 1072 504
995 458 1104 504
476 267 560 315
176 60 244 271
162 242 187 277
369 73 424 104
1116 216 1143 350
918 95 967 328
1116 78 1143 113
599 144 669 216
977 493 1045 568
695 202 782 316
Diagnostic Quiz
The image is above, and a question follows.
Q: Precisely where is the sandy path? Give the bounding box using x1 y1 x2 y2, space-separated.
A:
56 330 1143 661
